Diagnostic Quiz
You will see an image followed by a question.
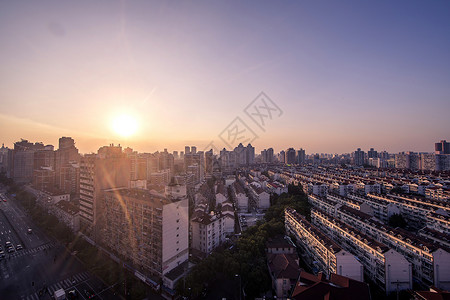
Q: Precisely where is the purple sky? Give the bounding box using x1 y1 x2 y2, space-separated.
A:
0 1 449 154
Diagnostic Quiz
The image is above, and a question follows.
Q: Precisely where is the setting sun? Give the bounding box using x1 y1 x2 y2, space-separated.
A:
112 114 138 137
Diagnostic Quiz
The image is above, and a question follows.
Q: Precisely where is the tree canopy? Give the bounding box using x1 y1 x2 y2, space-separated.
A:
177 184 310 298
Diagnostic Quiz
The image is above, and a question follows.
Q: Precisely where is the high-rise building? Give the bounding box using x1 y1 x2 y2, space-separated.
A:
260 150 267 163
297 148 306 165
13 139 48 183
395 152 419 170
435 140 450 154
368 148 378 159
246 144 255 165
185 146 190 155
102 186 188 281
436 154 450 171
157 149 175 176
205 149 213 176
267 148 274 163
0 144 13 178
285 148 296 164
353 148 365 166
408 152 420 170
55 137 79 189
279 150 286 163
79 145 131 239
420 153 436 171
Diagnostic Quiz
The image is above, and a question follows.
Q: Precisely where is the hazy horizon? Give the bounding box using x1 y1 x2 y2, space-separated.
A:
1 1 449 154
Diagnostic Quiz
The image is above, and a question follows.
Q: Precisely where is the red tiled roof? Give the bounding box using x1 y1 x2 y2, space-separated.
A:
291 271 370 300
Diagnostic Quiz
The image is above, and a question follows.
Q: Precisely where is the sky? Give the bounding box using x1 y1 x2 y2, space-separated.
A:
0 0 449 154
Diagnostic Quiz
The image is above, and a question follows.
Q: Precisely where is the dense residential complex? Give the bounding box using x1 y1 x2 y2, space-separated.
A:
285 208 364 282
1 137 450 299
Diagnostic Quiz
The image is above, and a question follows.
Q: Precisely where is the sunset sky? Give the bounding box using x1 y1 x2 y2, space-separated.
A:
1 1 449 154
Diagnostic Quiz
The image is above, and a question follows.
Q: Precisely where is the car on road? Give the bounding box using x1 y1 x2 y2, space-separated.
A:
5 241 11 247
68 289 78 299
7 247 14 253
27 228 33 234
0 251 5 258
16 244 23 250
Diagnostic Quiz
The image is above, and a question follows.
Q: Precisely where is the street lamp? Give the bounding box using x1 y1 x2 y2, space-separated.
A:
235 274 241 300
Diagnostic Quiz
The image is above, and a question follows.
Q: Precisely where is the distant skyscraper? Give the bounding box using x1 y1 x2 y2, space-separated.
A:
55 137 79 193
285 148 296 164
191 146 197 154
205 149 213 175
394 152 419 170
368 148 378 159
435 140 450 154
185 146 190 155
246 144 255 165
353 148 365 166
297 148 306 165
420 153 436 171
13 139 49 184
279 150 286 163
260 150 267 163
0 144 13 178
267 148 274 163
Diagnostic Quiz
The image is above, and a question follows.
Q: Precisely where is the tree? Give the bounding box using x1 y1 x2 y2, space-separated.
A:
388 213 407 229
178 183 310 298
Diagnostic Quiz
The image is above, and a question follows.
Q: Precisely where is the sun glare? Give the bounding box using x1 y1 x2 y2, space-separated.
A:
112 114 138 137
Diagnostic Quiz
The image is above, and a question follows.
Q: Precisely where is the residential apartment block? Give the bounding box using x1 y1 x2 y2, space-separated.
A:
285 208 363 282
191 211 226 256
102 187 189 281
311 208 413 294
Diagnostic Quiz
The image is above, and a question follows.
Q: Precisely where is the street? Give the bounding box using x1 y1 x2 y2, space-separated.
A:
0 188 120 300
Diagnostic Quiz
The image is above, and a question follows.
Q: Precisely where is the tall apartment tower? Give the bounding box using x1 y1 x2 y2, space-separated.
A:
297 148 306 165
205 149 213 176
353 148 365 166
367 148 378 159
267 148 274 163
55 137 80 194
102 185 189 281
435 140 450 154
279 150 286 163
246 144 255 165
13 139 48 184
0 144 13 178
79 145 130 239
285 148 296 164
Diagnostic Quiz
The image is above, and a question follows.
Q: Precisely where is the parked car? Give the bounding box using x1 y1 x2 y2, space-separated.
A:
27 228 32 234
68 289 78 299
16 244 23 250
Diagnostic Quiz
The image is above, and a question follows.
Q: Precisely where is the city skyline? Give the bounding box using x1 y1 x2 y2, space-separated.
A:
1 1 450 154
